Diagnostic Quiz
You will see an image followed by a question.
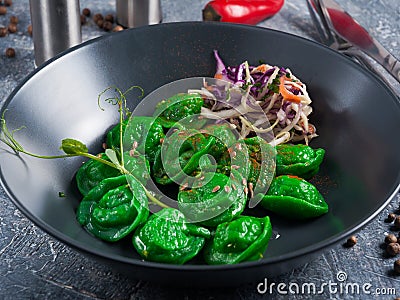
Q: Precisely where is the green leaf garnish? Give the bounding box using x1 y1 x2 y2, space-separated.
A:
105 148 121 168
61 138 88 155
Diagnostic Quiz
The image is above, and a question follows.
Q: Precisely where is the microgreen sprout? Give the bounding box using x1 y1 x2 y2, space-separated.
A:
0 86 168 209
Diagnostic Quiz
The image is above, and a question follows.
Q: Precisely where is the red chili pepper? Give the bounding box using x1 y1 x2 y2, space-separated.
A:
202 0 284 25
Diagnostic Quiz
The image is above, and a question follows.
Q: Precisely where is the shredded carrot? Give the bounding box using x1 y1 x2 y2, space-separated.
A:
214 73 223 79
287 175 303 180
308 124 315 134
279 76 302 103
253 64 268 73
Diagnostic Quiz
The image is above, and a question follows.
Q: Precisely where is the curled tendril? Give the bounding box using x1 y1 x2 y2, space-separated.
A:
97 85 144 113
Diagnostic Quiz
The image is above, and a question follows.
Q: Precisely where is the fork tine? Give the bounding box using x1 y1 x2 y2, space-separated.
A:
316 0 352 49
306 0 332 44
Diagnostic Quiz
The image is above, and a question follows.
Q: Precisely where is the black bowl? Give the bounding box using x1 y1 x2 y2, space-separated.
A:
1 22 399 287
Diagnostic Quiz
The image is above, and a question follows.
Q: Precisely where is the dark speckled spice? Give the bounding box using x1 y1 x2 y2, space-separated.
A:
93 13 104 23
0 27 7 37
80 14 87 25
9 15 17 24
5 47 15 57
7 23 16 33
386 213 397 222
385 234 398 244
394 259 400 274
82 7 91 17
395 216 400 229
345 235 357 247
105 14 114 23
102 20 113 31
386 243 400 256
27 24 32 35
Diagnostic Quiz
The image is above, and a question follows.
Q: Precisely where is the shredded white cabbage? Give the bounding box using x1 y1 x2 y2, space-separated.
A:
198 54 317 145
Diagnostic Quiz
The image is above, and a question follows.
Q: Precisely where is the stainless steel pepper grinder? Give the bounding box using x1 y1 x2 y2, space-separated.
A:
116 0 162 28
29 0 82 66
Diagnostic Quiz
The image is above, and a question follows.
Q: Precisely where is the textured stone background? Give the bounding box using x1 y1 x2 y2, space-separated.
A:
0 0 399 299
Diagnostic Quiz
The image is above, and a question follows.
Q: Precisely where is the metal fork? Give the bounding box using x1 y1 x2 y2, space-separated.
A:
306 0 396 90
306 0 351 50
306 0 371 67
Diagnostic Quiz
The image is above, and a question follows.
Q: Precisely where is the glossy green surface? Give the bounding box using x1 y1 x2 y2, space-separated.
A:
201 123 237 160
76 175 149 242
152 129 216 185
123 151 151 185
204 215 273 264
107 116 165 162
177 170 247 227
132 208 210 264
76 153 120 196
261 175 328 219
244 136 276 196
153 93 204 128
276 144 325 179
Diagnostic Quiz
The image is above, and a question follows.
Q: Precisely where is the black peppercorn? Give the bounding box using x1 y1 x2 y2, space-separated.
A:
386 213 397 223
345 236 357 247
9 15 18 24
80 15 87 25
394 259 400 274
102 21 113 31
0 6 7 15
8 23 17 34
5 47 15 58
385 234 398 244
386 243 400 256
82 8 91 17
395 216 400 229
27 24 32 36
96 19 104 29
0 27 7 37
93 13 104 23
105 14 114 23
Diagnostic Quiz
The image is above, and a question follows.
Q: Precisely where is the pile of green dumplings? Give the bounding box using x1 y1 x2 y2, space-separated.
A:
75 93 327 265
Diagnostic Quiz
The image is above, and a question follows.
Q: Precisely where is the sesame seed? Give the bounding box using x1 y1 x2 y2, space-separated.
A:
249 182 254 198
212 185 220 193
180 182 189 191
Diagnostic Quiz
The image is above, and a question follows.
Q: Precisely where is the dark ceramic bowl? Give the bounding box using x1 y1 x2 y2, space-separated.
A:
1 22 399 287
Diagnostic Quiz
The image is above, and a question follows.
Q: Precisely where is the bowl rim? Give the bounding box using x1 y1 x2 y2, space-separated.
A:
1 21 400 272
